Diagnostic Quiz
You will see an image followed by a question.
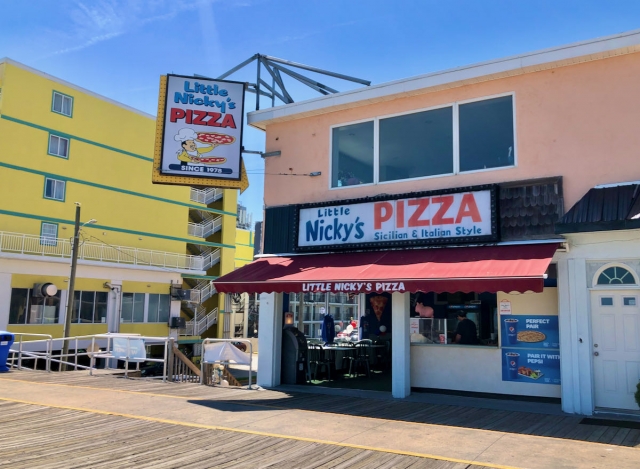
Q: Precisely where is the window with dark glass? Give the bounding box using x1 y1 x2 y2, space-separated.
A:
121 293 144 322
44 178 65 201
331 121 374 188
148 294 171 323
72 291 108 323
379 107 453 182
9 288 60 324
597 266 636 285
459 95 514 172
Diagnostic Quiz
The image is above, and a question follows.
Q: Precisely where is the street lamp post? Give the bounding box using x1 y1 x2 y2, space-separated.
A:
60 202 96 371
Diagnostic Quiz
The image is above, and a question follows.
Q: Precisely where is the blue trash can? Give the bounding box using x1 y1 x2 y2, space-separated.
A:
0 331 15 372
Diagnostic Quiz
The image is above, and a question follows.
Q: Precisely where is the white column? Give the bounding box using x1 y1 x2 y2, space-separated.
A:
558 257 593 415
0 273 12 330
257 292 283 388
391 291 410 398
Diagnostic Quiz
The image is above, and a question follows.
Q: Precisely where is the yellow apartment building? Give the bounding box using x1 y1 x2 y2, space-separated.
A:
0 58 238 346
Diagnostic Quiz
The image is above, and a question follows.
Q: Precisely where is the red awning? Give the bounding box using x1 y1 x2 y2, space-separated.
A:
213 243 559 294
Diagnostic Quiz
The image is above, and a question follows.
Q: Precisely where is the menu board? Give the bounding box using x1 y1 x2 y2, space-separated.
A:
502 348 561 385
501 315 559 349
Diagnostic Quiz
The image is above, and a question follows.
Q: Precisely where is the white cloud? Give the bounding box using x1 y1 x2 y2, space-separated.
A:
42 0 219 58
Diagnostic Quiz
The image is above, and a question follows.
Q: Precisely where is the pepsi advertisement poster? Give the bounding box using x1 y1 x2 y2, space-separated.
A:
502 348 561 385
501 315 559 349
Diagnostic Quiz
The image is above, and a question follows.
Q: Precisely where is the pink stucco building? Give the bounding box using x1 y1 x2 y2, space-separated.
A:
215 30 640 416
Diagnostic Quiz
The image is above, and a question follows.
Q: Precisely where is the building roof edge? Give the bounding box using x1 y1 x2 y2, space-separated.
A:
0 58 156 120
247 28 640 130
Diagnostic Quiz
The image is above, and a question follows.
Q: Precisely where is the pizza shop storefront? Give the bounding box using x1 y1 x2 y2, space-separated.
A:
213 185 562 399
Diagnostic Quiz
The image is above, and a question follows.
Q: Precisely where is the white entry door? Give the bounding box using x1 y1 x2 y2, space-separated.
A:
591 290 640 411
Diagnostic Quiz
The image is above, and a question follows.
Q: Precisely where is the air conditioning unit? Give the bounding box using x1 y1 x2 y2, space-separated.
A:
33 283 58 298
170 317 186 328
170 286 191 301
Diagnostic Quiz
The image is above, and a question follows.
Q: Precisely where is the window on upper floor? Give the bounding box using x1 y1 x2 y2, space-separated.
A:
71 291 108 324
44 178 65 201
52 91 73 117
40 222 58 246
330 94 515 188
48 134 69 158
331 121 374 188
148 294 171 323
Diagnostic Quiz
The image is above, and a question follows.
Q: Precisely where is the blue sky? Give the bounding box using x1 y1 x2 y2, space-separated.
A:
2 0 640 223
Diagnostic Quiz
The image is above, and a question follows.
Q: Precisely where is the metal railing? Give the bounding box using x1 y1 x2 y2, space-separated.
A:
179 307 218 336
188 215 222 239
201 248 221 270
0 231 207 272
200 338 254 389
195 280 217 303
6 333 173 381
7 333 54 372
190 187 223 205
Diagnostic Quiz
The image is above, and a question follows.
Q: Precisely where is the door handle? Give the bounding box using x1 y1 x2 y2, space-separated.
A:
594 352 599 356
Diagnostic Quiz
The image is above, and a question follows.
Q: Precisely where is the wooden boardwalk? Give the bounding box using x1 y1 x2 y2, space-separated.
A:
0 400 490 469
0 371 639 468
3 371 636 448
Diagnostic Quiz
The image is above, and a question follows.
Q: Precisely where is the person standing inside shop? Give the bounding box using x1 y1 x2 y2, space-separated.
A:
453 311 478 345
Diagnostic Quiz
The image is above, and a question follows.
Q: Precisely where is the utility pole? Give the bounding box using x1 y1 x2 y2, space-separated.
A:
61 203 81 371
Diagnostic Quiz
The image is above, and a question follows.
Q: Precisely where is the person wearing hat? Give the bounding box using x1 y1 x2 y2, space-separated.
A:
453 311 478 345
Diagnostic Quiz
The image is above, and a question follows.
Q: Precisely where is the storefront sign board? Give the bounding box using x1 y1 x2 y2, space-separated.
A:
152 74 248 190
295 185 498 251
501 315 559 349
502 348 561 385
499 299 512 315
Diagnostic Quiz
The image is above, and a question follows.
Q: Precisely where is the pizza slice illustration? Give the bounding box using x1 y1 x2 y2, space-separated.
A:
369 296 388 321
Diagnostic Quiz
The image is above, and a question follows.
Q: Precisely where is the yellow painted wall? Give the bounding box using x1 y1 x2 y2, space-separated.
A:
121 281 171 294
0 62 201 254
497 288 558 316
119 323 169 337
1 60 240 340
235 228 254 268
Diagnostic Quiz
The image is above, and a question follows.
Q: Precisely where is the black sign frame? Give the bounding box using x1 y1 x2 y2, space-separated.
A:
293 184 499 252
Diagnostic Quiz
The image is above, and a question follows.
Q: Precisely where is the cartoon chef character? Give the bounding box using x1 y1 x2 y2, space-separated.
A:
174 128 212 163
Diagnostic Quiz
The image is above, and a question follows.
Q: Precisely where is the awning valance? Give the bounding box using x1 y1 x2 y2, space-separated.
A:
213 243 559 294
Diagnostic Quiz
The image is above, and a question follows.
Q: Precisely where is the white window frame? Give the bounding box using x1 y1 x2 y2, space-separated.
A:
120 292 145 323
48 134 70 158
329 92 517 190
40 222 58 246
592 263 640 288
52 91 73 117
44 178 65 201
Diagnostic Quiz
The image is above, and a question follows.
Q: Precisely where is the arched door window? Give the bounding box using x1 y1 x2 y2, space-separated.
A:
596 266 637 286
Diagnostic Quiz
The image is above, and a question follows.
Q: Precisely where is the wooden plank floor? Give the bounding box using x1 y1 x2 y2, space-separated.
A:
0 400 493 469
2 371 639 448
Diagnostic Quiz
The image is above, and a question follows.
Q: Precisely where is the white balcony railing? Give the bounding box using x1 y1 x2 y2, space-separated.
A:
195 280 217 303
0 231 208 272
202 248 221 271
190 187 223 205
187 215 222 239
180 307 218 336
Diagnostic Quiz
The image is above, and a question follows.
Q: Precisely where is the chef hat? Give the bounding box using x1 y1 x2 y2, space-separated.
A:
175 128 197 142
